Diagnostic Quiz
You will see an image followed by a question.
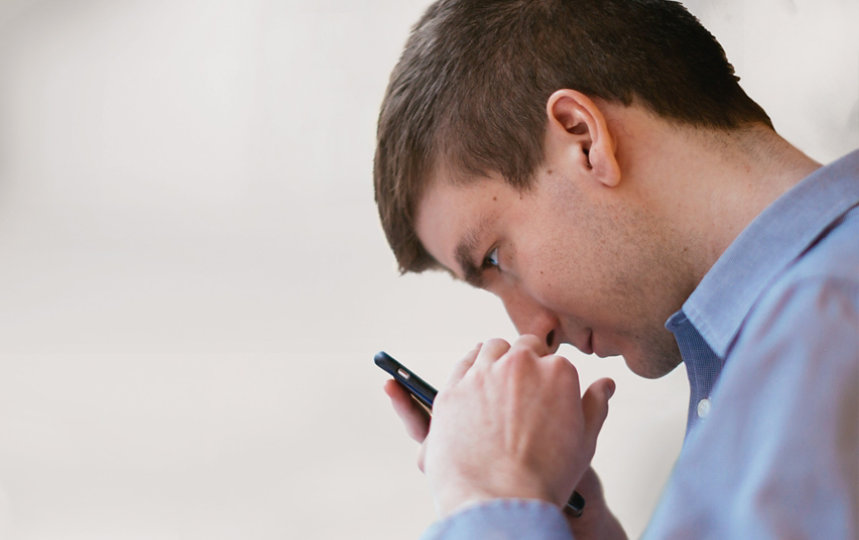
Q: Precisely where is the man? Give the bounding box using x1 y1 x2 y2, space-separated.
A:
373 0 858 538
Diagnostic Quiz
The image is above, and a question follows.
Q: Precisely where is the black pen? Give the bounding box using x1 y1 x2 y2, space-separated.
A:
375 351 586 517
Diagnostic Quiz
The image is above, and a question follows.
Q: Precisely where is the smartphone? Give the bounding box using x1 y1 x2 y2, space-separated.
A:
374 350 585 517
374 351 437 410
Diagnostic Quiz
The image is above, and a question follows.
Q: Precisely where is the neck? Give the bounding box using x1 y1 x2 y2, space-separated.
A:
612 107 821 292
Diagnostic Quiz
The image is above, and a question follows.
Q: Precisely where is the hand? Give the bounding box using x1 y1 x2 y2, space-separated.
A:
384 336 615 517
385 377 627 539
564 467 628 540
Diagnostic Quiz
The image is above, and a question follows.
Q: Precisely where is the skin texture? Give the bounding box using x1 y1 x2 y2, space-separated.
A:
417 93 691 378
388 89 821 536
384 344 625 540
416 91 819 376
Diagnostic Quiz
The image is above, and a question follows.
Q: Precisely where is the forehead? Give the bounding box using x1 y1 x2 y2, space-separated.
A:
414 174 518 279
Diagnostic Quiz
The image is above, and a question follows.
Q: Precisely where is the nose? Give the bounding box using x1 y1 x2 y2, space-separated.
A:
499 288 560 354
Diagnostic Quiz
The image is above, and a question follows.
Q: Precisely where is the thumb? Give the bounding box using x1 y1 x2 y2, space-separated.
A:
417 438 428 473
581 378 615 446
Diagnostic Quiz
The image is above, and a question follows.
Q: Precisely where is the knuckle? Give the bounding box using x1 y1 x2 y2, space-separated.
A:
507 344 533 360
433 387 451 409
497 349 539 381
484 337 510 351
503 345 536 368
513 333 543 350
547 355 580 389
547 353 574 372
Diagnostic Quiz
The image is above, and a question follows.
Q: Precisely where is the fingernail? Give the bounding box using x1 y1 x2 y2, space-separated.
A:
607 379 616 399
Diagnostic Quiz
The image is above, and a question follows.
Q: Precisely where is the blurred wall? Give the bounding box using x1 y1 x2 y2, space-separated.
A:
0 0 856 539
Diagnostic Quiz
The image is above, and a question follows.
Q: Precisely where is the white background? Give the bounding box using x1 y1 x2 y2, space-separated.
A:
0 0 856 538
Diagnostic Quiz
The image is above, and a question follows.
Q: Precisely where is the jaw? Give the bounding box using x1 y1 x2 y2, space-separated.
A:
620 334 683 379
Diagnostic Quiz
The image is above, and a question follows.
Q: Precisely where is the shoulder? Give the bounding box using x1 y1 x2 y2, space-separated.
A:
649 199 859 540
732 204 859 357
788 205 859 284
657 240 859 538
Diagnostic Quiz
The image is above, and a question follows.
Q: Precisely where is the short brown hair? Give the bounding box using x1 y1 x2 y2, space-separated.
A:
374 0 773 273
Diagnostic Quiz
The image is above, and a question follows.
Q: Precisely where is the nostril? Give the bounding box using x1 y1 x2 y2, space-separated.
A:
546 329 555 348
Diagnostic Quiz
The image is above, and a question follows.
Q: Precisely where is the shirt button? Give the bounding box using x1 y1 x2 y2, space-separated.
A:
697 398 711 419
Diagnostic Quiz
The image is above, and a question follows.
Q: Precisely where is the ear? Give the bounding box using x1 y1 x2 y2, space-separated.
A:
545 89 621 188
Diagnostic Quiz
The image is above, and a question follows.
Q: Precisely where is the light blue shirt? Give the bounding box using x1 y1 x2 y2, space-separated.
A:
421 150 859 540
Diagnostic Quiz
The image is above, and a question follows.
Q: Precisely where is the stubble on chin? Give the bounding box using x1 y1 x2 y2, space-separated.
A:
624 330 683 379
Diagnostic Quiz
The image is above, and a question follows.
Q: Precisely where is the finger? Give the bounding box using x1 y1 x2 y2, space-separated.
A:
473 337 511 368
446 342 483 386
417 440 427 473
510 333 548 357
546 353 581 395
384 379 431 442
581 378 615 446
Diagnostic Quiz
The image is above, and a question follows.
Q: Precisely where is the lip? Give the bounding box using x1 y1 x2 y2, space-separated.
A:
580 330 594 355
591 333 617 358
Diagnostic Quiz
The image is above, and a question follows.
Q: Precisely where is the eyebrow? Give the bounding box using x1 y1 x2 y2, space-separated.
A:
454 219 488 287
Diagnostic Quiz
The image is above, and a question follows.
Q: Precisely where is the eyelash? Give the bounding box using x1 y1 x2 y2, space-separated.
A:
481 247 500 270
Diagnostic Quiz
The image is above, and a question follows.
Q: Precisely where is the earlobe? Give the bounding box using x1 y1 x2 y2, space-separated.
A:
545 89 621 188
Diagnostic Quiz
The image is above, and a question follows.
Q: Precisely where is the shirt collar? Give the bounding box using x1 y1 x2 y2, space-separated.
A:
675 149 859 358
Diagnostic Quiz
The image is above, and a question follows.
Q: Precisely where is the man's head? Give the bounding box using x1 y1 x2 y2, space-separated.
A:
375 0 771 273
374 0 773 375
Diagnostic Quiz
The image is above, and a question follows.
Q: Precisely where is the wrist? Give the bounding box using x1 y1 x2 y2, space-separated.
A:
432 474 557 518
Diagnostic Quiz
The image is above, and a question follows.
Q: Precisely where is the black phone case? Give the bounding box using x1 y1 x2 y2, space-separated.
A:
373 349 585 517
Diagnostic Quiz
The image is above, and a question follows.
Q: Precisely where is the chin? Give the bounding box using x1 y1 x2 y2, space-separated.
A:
622 342 683 379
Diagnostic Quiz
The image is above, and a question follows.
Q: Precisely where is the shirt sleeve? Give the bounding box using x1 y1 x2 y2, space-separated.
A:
645 277 859 539
420 499 573 540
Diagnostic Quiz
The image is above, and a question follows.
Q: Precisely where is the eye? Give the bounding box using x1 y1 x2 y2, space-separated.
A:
481 247 500 270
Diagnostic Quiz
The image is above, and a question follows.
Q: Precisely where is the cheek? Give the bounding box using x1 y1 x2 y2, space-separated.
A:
521 250 588 312
522 230 623 320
